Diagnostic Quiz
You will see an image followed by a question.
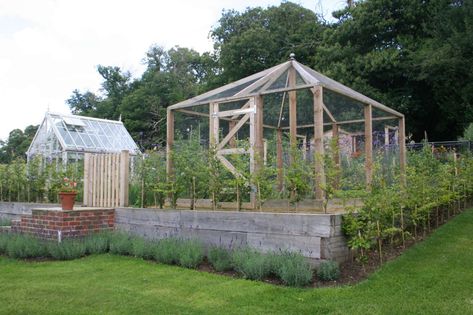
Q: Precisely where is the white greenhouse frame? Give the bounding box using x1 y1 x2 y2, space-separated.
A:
27 112 140 164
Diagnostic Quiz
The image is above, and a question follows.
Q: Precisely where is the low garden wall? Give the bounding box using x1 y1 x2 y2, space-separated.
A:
11 208 115 241
0 202 60 220
0 202 349 263
115 207 349 263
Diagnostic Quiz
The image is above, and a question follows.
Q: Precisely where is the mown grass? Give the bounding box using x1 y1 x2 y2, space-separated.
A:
1 209 473 314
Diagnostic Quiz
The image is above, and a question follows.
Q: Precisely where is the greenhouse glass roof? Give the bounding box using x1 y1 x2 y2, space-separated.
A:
27 112 139 158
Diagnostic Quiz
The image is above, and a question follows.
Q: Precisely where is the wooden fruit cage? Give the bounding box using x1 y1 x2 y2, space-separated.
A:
166 55 406 210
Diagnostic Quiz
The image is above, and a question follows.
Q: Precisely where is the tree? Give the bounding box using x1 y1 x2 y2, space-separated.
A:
65 46 213 149
96 65 132 119
460 123 473 141
0 125 38 163
66 89 101 116
315 0 473 140
414 0 473 138
211 2 326 84
65 66 130 120
120 46 209 149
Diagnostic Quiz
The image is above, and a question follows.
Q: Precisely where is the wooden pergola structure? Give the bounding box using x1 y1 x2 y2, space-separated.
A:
166 55 406 207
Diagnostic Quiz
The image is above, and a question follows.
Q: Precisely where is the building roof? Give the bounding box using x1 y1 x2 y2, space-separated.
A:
168 58 403 119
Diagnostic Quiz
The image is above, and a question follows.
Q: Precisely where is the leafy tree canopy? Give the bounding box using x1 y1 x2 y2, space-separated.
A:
0 125 38 163
7 0 473 152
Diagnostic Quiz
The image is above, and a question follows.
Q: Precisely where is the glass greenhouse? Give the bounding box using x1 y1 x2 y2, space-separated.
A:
27 112 140 163
166 55 407 209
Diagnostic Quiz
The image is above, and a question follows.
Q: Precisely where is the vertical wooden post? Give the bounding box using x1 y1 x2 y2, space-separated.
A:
254 96 264 210
100 154 105 207
365 104 373 188
104 154 111 207
399 116 407 186
209 102 219 146
263 140 267 166
166 109 174 181
255 95 264 173
103 154 108 207
249 98 257 207
92 155 97 207
453 150 458 176
277 128 283 191
114 153 120 207
302 136 307 160
384 125 390 147
110 153 116 207
288 66 297 152
332 124 340 163
83 153 89 206
228 121 237 148
332 123 341 189
108 153 113 207
119 150 129 207
313 86 325 200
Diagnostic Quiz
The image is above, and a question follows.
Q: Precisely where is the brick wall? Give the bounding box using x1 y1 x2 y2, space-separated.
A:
11 208 115 241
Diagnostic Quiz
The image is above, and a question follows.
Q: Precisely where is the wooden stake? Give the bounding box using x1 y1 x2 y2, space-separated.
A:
313 86 325 200
332 123 341 189
453 151 458 176
377 220 383 264
277 129 283 191
399 116 407 187
365 104 373 189
384 125 389 147
263 140 267 166
255 95 264 173
166 109 174 181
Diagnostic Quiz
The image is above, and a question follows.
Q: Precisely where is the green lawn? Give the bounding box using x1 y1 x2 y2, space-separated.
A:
1 210 473 315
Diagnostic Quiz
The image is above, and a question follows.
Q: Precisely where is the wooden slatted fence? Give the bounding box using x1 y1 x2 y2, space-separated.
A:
83 150 129 207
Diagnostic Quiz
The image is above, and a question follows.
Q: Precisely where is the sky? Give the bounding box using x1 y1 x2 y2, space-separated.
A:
0 0 345 141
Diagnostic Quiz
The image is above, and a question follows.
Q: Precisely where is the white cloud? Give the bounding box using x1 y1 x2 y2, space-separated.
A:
0 0 344 141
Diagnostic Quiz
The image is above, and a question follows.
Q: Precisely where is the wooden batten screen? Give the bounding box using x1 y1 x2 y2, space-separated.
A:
83 151 130 208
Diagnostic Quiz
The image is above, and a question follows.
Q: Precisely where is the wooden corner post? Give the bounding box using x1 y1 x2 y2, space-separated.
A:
209 102 219 146
289 64 297 156
248 98 257 208
365 104 373 189
255 95 264 173
313 86 325 200
399 116 407 186
166 108 174 181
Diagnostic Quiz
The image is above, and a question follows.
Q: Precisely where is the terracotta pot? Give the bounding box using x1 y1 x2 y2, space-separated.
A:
59 192 77 210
